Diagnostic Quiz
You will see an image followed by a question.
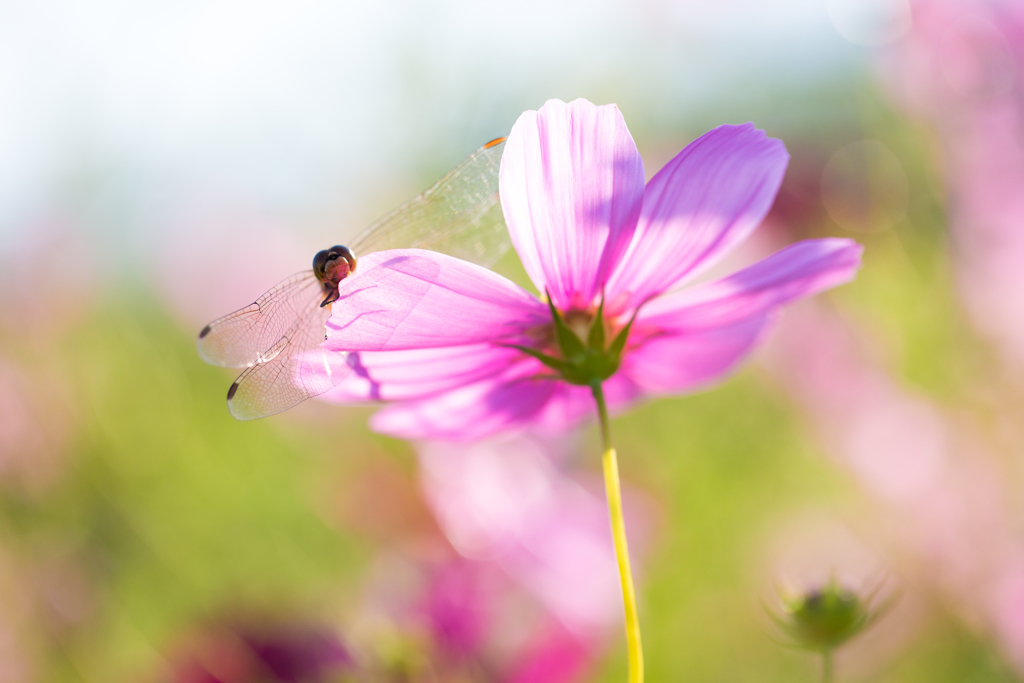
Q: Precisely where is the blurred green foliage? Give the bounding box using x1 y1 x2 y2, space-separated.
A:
1 300 373 679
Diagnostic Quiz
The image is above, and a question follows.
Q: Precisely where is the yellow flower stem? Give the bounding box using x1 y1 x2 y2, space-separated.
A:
592 381 644 683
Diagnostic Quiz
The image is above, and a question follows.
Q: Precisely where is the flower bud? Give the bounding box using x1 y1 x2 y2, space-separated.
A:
767 578 893 652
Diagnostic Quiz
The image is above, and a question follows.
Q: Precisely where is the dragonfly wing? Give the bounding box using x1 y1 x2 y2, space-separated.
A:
225 301 353 420
350 138 510 268
197 271 322 369
199 138 509 420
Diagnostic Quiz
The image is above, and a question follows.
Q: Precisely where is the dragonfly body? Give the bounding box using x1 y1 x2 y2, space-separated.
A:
197 138 509 420
312 245 357 307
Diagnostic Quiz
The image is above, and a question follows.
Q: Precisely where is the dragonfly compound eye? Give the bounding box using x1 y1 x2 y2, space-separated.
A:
328 245 356 271
312 249 330 276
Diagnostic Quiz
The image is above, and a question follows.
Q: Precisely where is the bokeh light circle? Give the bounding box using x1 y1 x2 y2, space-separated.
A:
821 139 909 234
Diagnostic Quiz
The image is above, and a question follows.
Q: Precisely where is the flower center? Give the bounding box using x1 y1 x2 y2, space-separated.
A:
512 294 638 387
562 310 595 344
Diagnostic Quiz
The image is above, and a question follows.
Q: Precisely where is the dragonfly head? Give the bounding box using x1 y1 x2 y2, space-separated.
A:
313 245 357 307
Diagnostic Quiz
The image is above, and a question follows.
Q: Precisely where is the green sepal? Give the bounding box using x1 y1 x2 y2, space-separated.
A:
587 291 606 351
763 602 803 643
607 308 639 361
509 292 643 387
546 290 586 362
512 344 602 387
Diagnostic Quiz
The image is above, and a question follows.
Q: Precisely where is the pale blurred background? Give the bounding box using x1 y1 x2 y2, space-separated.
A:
4 0 1024 681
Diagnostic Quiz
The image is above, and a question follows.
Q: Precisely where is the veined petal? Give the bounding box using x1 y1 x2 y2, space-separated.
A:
621 238 863 395
323 249 546 352
607 124 789 312
370 366 559 442
621 316 773 395
373 367 643 440
501 98 645 310
318 344 530 403
638 238 863 331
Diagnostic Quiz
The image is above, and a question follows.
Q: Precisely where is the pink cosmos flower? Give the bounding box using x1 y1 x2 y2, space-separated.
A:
320 98 862 440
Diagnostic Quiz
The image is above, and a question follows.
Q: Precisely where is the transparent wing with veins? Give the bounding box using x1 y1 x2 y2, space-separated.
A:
197 271 322 370
196 271 351 420
196 138 509 420
350 138 509 267
223 292 351 421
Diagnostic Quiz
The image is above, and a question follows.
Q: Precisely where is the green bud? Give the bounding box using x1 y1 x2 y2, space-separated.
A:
766 579 894 653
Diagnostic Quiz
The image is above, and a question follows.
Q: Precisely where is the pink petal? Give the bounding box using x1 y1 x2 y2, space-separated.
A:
505 621 595 683
370 365 558 441
602 371 645 415
639 238 863 330
291 346 354 393
622 238 863 395
318 344 523 403
371 371 641 440
606 123 789 313
323 249 546 352
418 562 490 656
500 98 645 311
360 353 648 437
621 316 773 395
314 360 377 403
529 383 594 432
529 373 642 431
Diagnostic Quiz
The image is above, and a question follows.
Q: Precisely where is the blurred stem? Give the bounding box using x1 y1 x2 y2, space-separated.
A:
592 382 644 683
822 650 834 683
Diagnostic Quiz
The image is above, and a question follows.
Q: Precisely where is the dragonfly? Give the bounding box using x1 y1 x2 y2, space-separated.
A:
197 137 509 420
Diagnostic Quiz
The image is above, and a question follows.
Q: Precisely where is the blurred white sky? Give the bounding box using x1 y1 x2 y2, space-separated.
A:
0 0 907 265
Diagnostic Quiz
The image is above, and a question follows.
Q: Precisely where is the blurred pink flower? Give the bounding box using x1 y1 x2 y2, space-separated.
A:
415 559 493 658
417 435 652 639
382 555 601 683
884 0 1024 366
874 6 1024 662
380 436 651 679
766 304 1007 581
505 619 594 683
409 556 598 683
320 98 862 440
763 301 1024 671
332 434 653 683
